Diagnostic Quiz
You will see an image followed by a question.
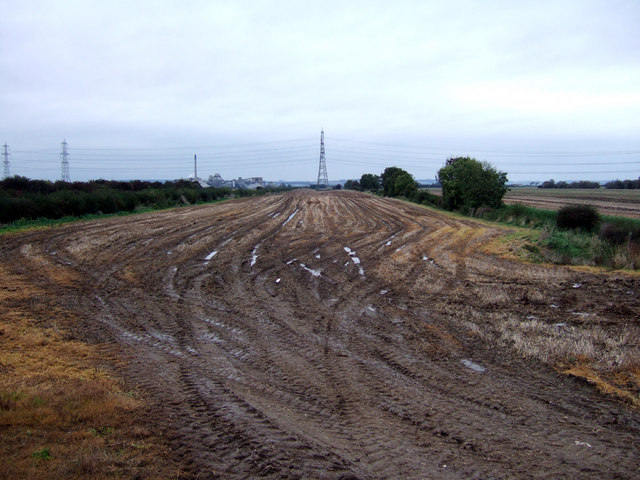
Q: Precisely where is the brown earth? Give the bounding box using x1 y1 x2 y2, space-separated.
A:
1 189 639 479
503 195 640 219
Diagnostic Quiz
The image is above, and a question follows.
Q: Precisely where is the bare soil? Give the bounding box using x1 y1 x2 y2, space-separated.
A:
1 189 639 479
503 189 640 219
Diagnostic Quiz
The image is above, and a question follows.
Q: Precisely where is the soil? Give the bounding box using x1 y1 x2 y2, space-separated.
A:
503 194 640 219
1 189 639 479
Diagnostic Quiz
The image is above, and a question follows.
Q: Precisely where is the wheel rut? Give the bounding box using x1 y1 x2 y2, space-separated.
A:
1 189 639 479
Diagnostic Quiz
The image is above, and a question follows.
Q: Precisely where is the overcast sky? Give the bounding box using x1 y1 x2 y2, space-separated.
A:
1 0 639 182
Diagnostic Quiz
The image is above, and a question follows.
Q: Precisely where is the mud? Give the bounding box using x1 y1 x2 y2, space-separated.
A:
503 194 640 218
1 189 639 479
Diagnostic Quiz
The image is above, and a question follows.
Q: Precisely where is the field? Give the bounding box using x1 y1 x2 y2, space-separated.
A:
1 190 639 479
426 187 640 219
504 187 640 219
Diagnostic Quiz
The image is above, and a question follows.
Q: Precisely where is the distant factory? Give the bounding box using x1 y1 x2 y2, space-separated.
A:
206 173 265 189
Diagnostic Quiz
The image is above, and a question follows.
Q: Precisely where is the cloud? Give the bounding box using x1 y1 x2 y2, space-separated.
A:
1 0 639 181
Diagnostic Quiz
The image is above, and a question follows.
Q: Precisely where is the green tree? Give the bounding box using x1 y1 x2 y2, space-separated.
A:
343 179 360 190
359 173 380 192
381 167 409 196
436 157 508 211
394 172 417 198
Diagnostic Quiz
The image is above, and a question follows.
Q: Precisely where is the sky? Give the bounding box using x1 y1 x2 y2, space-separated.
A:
1 0 639 183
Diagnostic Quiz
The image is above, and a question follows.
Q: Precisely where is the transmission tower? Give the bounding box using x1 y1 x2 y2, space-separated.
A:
2 143 10 179
316 129 328 189
60 139 70 182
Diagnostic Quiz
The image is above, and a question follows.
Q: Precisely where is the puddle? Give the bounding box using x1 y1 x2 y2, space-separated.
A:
282 209 299 226
300 263 322 277
250 244 259 267
461 359 486 373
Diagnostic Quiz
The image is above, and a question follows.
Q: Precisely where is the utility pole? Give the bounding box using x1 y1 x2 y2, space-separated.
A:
2 143 10 179
194 154 198 180
60 139 70 182
316 129 328 189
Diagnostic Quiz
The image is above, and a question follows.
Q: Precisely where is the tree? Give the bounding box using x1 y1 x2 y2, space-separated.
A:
343 179 360 190
381 167 409 196
436 157 508 211
359 173 380 192
394 172 417 198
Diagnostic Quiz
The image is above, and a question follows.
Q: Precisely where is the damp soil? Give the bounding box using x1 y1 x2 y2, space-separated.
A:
1 189 639 479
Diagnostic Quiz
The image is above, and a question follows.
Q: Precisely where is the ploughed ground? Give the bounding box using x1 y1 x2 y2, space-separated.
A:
2 189 639 479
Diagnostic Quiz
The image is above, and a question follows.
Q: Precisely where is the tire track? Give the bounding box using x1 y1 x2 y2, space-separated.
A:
1 190 638 479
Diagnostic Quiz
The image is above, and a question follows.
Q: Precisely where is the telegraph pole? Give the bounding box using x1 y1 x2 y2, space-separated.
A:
60 139 70 182
194 154 198 180
2 143 10 179
316 129 328 189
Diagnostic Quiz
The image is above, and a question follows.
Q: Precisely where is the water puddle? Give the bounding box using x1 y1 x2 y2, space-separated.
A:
282 209 299 226
461 359 486 373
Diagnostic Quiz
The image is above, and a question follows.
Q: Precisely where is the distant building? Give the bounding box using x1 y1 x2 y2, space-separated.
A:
206 174 264 189
208 173 226 187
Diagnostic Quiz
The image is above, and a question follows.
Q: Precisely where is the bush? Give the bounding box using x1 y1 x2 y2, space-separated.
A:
599 222 640 245
556 204 600 232
412 190 441 207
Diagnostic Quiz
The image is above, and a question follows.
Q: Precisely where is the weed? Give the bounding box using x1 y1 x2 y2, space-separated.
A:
32 448 51 459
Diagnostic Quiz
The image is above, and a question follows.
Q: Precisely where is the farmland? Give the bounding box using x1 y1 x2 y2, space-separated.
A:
504 187 640 219
426 187 640 219
1 189 639 479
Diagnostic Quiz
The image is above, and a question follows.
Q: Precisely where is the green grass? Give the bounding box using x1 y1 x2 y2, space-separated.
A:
0 208 155 234
477 204 640 270
0 201 224 235
31 448 51 460
414 196 640 270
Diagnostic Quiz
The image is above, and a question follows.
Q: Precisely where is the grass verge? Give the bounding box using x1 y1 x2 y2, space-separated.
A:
0 265 187 479
471 204 640 270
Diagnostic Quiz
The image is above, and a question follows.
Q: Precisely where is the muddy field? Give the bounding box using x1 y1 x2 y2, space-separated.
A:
2 189 639 479
505 188 640 219
427 187 640 218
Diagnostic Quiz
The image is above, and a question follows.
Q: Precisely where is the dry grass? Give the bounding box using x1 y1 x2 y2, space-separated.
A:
496 315 640 408
0 266 188 479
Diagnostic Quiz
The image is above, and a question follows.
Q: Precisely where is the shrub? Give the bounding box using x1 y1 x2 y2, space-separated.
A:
556 204 600 232
599 222 640 245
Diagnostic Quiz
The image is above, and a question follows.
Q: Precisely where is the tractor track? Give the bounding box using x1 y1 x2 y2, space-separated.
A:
1 189 639 479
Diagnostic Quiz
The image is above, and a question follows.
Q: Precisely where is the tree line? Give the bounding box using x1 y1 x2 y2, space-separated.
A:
538 179 601 189
344 157 508 212
604 178 640 189
0 176 290 225
538 178 640 189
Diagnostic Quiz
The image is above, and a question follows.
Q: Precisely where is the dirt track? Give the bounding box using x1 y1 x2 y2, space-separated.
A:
2 189 639 479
